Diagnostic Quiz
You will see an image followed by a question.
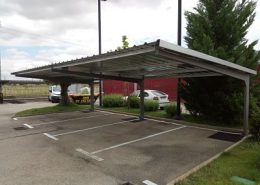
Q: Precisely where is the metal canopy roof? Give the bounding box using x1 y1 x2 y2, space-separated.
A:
12 40 256 82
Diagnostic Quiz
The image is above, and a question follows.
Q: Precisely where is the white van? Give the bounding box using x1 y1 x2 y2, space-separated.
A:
48 85 61 103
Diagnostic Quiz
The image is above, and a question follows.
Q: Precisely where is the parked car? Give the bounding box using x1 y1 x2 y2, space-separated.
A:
129 90 170 108
48 85 61 103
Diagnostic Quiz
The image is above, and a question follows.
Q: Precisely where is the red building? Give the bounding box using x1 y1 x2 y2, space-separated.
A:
103 78 178 101
104 64 260 101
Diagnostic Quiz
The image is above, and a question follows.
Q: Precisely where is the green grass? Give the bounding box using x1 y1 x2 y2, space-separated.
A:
101 106 168 118
15 103 90 117
182 114 242 129
177 139 260 185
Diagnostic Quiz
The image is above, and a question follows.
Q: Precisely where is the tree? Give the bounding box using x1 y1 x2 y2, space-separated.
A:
181 0 260 124
60 81 71 105
122 35 129 49
117 35 129 50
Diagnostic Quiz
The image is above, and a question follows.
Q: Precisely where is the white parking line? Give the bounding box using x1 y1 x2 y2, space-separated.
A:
32 113 110 126
145 118 181 126
43 133 59 141
23 124 34 129
91 126 186 154
97 110 138 118
143 180 158 185
76 148 104 162
53 119 139 137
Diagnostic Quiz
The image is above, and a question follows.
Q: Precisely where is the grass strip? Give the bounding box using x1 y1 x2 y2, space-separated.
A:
176 139 260 185
15 103 89 117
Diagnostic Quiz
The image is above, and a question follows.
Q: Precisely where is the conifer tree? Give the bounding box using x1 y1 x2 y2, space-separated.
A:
181 0 260 124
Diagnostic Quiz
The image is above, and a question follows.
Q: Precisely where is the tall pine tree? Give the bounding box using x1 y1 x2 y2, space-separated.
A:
181 0 260 124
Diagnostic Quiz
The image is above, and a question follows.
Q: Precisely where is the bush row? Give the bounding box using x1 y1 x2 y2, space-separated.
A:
103 94 159 111
102 94 181 116
103 94 124 107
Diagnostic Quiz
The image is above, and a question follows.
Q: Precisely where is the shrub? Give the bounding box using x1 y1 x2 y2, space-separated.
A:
144 100 159 112
250 107 260 141
103 94 124 107
128 96 140 108
164 103 178 117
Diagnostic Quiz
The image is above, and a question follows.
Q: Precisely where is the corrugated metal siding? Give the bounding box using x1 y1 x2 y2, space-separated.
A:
103 80 134 96
103 78 177 101
144 78 177 101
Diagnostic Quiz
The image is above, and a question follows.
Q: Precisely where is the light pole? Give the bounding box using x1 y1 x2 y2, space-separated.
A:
98 0 106 107
0 50 3 104
176 0 182 119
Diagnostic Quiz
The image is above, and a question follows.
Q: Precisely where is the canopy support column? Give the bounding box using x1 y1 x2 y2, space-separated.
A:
90 80 95 112
0 82 3 104
243 77 250 135
139 78 145 120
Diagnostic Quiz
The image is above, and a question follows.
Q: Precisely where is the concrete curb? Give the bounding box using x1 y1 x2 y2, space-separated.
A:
4 97 47 101
166 135 250 185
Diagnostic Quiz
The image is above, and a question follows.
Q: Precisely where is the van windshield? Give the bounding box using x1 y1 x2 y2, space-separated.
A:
53 86 61 92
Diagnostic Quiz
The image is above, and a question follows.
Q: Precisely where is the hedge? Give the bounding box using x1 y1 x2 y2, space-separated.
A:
103 94 124 107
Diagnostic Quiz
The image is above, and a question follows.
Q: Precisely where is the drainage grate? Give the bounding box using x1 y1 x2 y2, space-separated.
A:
13 126 28 130
208 132 243 142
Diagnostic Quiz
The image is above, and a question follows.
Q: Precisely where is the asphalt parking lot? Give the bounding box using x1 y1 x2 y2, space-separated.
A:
3 107 244 185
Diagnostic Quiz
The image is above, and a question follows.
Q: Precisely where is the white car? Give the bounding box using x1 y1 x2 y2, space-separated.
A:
131 90 170 108
48 85 61 103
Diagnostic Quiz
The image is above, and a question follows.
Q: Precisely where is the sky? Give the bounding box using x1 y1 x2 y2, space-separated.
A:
0 0 259 80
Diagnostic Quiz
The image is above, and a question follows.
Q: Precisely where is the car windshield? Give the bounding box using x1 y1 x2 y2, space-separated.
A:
151 90 166 96
53 86 61 92
131 91 140 96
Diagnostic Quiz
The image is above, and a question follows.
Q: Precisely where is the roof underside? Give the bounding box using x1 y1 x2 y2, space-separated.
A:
12 40 256 83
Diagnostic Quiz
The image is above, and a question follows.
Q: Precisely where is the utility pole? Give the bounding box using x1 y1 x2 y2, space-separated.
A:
98 0 107 107
0 49 3 104
0 20 3 104
176 0 182 119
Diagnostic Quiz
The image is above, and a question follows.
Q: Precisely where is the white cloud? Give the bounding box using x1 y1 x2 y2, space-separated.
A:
0 0 259 80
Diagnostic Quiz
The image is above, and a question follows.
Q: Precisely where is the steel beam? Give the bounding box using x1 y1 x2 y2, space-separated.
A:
146 72 222 78
52 68 141 83
243 76 250 135
90 80 95 111
139 78 145 120
123 68 208 77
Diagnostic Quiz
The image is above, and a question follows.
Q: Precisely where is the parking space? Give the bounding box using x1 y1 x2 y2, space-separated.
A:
12 110 243 185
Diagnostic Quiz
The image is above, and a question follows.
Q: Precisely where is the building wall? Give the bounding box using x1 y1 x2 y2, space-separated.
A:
103 80 134 96
103 78 178 101
104 64 260 101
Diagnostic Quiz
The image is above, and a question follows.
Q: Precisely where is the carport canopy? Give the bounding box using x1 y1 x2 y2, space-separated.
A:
12 40 257 135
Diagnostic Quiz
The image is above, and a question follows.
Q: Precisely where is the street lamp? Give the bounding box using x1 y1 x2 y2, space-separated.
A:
176 0 182 119
0 50 3 104
98 0 106 107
